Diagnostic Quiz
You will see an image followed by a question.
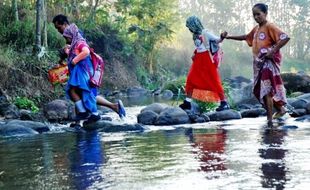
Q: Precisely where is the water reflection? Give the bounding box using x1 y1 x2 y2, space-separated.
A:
69 131 105 190
259 128 289 190
186 128 227 173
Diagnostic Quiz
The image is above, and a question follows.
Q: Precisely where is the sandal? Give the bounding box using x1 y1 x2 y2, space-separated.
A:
117 100 126 118
272 111 286 119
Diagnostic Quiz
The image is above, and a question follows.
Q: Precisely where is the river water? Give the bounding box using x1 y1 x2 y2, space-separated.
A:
1 104 310 190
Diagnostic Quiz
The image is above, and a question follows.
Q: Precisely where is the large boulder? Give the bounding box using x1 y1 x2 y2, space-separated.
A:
137 110 158 125
82 120 144 132
281 73 310 93
241 108 266 118
140 103 168 114
6 120 49 133
207 110 242 121
155 107 190 125
126 86 150 97
43 99 73 121
230 82 259 105
0 123 39 137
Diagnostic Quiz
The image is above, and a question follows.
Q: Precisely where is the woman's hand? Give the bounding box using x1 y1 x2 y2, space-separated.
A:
191 54 195 60
264 49 275 59
220 31 228 39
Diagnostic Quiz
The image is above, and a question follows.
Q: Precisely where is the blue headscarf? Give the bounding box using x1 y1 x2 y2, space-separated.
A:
186 16 204 34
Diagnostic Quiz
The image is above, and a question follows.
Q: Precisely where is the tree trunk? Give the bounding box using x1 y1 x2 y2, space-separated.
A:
12 0 19 21
42 0 48 48
72 0 80 19
89 0 100 22
35 0 42 53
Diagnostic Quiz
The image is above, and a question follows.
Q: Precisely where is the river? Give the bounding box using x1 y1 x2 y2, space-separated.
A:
0 104 310 190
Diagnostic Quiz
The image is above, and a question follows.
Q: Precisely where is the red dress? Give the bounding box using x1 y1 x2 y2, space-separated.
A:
185 35 225 102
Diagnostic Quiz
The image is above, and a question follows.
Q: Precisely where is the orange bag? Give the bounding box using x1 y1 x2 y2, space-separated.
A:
48 64 69 85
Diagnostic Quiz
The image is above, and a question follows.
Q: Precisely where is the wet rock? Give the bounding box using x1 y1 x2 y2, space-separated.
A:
290 92 304 98
287 98 297 105
306 103 310 114
83 120 144 132
207 110 242 121
194 116 208 123
101 116 113 121
290 109 307 118
0 123 39 137
296 93 310 102
6 120 50 133
160 90 174 100
295 114 310 122
19 109 34 120
126 87 150 97
237 104 253 110
290 99 309 109
281 73 310 93
43 99 72 121
137 110 158 125
3 104 20 119
241 108 266 118
155 107 190 125
152 88 161 96
141 103 168 114
226 76 252 89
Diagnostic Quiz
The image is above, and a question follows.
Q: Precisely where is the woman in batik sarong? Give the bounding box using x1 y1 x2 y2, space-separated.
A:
224 3 290 125
180 16 230 112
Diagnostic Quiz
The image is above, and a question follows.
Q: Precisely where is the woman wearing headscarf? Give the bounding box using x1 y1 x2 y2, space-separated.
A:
63 23 100 123
180 16 229 111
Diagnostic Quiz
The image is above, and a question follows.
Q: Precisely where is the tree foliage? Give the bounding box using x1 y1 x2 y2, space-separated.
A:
0 0 309 89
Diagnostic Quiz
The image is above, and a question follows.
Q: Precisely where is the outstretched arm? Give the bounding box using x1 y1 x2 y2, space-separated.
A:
225 35 247 41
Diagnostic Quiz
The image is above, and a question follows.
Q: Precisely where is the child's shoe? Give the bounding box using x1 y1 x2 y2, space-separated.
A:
117 100 126 118
179 100 191 110
216 101 230 111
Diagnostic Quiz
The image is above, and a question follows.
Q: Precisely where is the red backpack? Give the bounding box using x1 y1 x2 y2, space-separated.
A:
89 48 105 87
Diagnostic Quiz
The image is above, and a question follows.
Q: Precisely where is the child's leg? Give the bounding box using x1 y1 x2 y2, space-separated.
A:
70 87 81 102
96 95 118 112
70 87 89 120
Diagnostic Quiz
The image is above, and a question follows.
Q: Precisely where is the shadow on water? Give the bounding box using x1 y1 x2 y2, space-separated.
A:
185 128 227 174
69 131 105 190
259 126 289 190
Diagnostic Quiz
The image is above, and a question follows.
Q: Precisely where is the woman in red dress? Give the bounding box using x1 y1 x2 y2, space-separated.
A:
180 16 229 111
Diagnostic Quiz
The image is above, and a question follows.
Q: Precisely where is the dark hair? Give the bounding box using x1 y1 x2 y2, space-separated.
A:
52 14 69 25
253 3 268 14
58 48 67 60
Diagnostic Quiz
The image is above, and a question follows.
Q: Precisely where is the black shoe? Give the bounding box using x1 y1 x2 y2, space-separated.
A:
74 112 90 121
216 101 230 111
179 100 191 110
84 114 101 125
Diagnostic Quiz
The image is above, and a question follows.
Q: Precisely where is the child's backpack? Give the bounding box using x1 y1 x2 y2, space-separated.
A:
89 48 105 87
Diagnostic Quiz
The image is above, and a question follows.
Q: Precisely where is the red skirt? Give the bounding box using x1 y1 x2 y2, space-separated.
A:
185 51 225 102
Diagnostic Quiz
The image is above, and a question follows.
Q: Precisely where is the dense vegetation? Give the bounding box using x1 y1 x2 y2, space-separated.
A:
0 0 309 106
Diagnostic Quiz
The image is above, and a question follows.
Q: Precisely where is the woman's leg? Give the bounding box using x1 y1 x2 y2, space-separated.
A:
263 94 273 124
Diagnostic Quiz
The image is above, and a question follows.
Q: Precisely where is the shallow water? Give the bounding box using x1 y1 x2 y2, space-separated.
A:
1 106 310 190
